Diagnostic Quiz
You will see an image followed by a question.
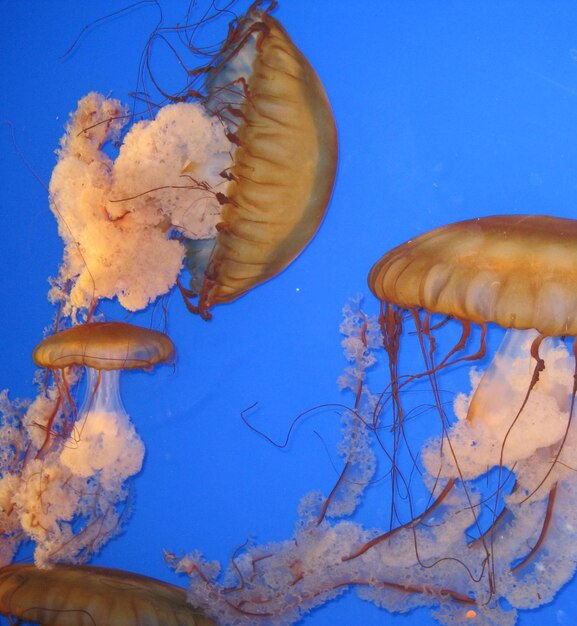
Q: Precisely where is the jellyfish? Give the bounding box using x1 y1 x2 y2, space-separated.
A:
360 213 577 623
31 321 175 484
172 215 577 626
367 213 577 483
179 0 338 318
0 322 174 568
0 563 215 626
48 1 337 322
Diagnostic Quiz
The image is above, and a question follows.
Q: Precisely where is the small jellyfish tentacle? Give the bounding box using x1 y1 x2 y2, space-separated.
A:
510 482 558 574
52 369 76 421
34 394 63 461
32 367 80 461
341 477 457 562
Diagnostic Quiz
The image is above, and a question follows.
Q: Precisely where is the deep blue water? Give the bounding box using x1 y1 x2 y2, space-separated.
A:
1 1 577 624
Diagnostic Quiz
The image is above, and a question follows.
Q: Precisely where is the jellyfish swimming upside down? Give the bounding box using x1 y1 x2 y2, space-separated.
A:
364 214 577 624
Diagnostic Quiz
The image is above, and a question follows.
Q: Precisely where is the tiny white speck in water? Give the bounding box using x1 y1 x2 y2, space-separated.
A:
556 608 567 624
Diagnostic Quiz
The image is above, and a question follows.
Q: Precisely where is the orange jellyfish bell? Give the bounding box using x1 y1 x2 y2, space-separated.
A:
32 321 175 371
183 1 338 318
368 214 577 336
0 563 215 626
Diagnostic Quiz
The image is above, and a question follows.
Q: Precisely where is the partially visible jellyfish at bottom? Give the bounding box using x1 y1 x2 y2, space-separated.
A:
0 563 215 626
170 215 577 626
0 321 173 567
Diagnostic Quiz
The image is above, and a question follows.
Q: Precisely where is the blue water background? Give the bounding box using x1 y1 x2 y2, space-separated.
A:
1 1 577 624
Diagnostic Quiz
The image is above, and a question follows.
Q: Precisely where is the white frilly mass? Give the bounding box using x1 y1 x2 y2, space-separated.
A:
49 93 231 316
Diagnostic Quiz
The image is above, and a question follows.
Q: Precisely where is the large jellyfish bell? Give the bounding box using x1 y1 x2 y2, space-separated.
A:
47 2 338 322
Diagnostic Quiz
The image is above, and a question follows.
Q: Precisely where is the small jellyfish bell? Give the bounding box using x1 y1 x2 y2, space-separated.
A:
365 214 577 622
32 322 174 488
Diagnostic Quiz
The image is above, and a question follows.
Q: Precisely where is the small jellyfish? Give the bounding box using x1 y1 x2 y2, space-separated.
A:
32 321 174 481
0 563 215 626
0 321 177 566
